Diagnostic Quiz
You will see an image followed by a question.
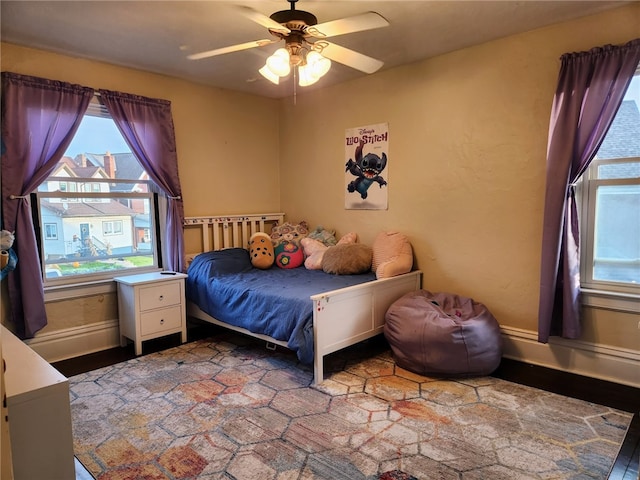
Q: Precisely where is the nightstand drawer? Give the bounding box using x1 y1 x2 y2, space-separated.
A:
139 282 181 311
140 306 182 336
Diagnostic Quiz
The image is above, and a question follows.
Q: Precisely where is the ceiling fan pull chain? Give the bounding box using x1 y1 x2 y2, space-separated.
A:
293 67 298 106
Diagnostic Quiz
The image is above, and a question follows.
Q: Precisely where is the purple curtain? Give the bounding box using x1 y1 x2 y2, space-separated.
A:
1 72 93 338
98 90 185 272
538 39 640 343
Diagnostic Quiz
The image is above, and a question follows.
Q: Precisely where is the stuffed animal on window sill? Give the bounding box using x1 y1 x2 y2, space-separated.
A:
0 229 17 276
0 230 14 251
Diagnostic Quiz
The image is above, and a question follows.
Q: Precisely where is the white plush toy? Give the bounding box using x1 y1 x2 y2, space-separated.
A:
0 230 14 251
1 230 15 271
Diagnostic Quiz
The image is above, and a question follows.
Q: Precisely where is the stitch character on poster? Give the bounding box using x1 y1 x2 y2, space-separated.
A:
345 123 389 210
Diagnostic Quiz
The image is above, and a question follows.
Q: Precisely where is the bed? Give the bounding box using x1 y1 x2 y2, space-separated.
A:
184 213 422 384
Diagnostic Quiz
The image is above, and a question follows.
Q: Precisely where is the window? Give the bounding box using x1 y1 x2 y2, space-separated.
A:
102 220 124 236
579 68 640 297
44 223 58 240
34 97 161 284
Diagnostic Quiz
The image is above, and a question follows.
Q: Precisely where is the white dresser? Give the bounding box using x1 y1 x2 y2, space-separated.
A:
2 325 75 480
114 272 188 355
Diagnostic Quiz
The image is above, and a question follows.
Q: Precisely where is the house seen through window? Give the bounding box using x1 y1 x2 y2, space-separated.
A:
579 67 640 295
35 97 160 283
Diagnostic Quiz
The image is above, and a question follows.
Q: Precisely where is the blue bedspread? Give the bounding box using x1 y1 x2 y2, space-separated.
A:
186 248 376 364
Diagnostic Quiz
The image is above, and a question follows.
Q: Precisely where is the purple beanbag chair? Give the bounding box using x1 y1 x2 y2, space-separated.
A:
384 290 502 376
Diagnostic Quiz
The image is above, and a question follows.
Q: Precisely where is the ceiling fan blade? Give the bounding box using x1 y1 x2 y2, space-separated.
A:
237 6 290 34
308 12 389 38
319 42 384 74
187 39 275 60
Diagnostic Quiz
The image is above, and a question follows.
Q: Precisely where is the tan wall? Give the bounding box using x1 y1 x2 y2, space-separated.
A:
277 4 640 351
1 4 639 355
1 42 281 335
0 42 281 222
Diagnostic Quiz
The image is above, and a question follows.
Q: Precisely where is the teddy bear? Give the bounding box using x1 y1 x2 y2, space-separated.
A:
270 221 309 247
1 229 16 272
0 230 14 251
270 221 309 269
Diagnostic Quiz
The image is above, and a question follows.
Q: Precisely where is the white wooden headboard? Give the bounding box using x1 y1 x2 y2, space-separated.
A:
184 213 284 263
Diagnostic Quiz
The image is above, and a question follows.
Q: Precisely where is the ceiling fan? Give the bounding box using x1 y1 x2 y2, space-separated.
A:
187 0 390 87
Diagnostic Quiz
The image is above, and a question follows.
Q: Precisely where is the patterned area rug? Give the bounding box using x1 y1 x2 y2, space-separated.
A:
69 332 631 480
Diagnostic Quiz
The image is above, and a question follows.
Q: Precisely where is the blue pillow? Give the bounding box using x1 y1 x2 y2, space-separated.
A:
188 248 253 277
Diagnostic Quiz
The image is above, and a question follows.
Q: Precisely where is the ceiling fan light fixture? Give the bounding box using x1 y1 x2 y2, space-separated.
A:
298 64 320 87
188 1 390 92
266 48 291 76
306 51 331 78
259 64 280 84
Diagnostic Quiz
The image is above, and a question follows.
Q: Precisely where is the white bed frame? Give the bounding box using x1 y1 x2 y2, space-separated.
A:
184 213 422 384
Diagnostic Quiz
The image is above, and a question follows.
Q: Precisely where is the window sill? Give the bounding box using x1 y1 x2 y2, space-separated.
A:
581 288 640 314
44 268 161 302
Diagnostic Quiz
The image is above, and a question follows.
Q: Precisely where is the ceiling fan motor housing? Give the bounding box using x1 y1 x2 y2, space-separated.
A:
270 9 318 30
269 5 319 67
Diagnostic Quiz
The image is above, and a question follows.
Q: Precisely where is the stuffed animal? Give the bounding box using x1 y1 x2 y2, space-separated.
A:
322 243 373 275
270 221 309 247
0 230 14 251
301 237 328 270
270 221 309 268
301 232 358 270
336 232 357 245
307 225 337 246
371 231 414 279
275 241 304 269
248 232 274 269
0 230 15 272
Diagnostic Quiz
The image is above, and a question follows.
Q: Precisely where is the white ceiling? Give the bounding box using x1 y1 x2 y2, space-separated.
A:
0 0 630 99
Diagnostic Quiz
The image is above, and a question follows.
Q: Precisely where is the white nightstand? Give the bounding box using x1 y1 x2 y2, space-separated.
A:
114 272 188 355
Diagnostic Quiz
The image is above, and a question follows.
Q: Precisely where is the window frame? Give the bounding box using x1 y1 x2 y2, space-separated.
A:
33 97 164 289
34 189 162 287
578 157 640 297
577 67 640 313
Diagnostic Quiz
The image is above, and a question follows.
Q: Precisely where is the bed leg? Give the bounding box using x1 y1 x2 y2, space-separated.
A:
314 355 323 385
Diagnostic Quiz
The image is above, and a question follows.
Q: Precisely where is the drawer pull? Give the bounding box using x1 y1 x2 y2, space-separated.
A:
158 295 164 301
160 319 164 324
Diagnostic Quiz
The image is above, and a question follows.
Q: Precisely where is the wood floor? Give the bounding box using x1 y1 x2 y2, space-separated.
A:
54 323 639 480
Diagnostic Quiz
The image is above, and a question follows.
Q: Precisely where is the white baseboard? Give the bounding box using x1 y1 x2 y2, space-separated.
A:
500 326 640 388
21 321 640 388
24 320 121 363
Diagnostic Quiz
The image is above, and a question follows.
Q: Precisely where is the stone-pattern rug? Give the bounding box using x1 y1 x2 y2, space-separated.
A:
69 333 631 479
